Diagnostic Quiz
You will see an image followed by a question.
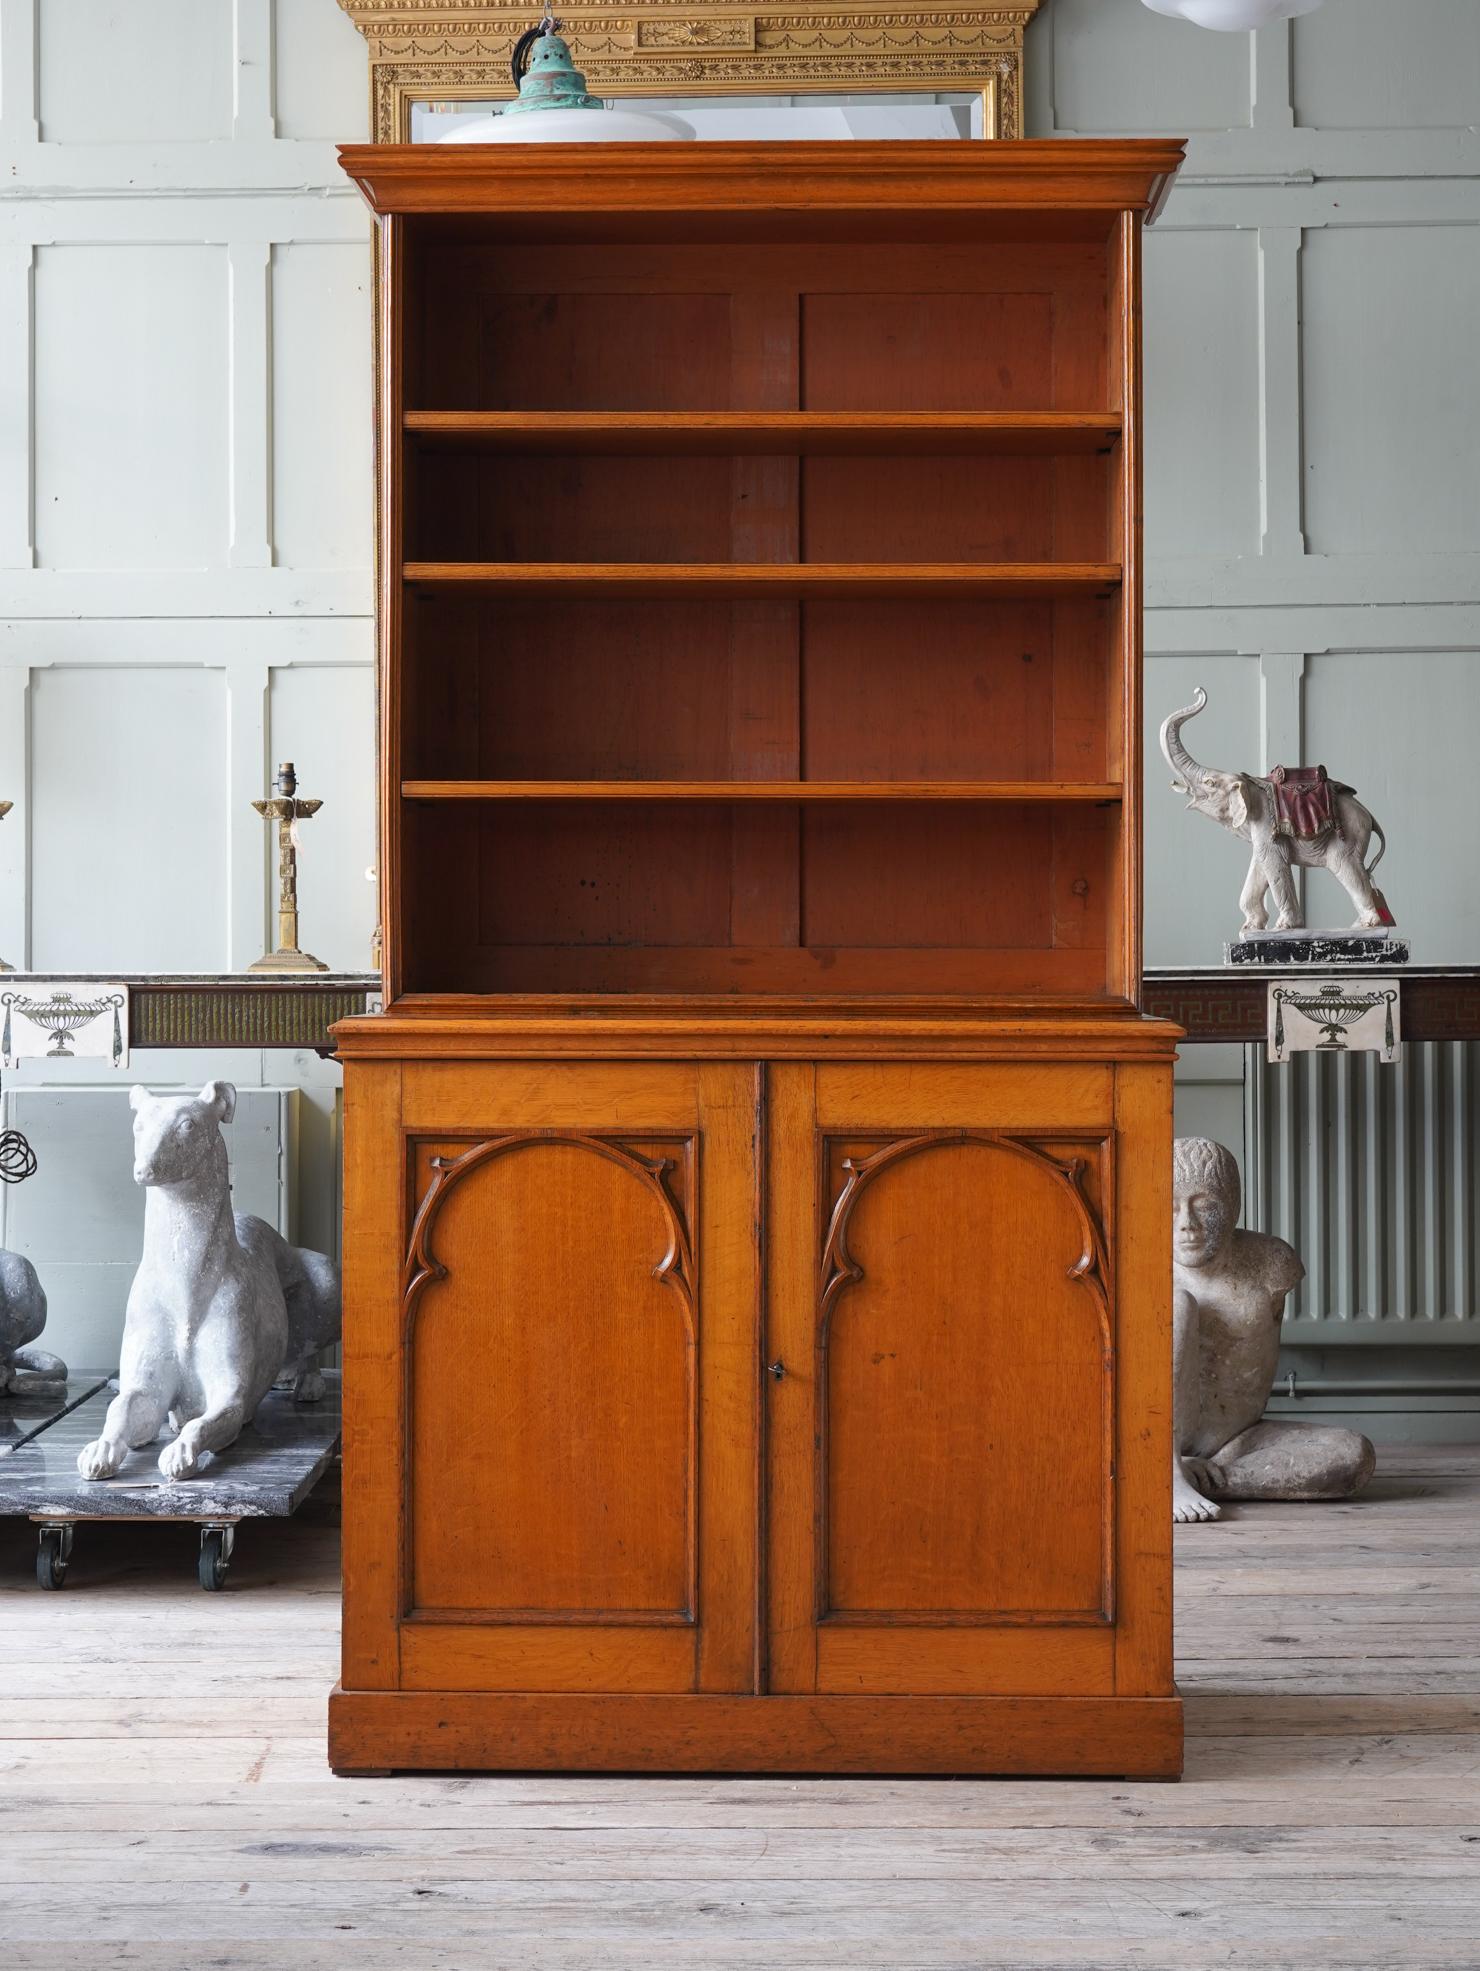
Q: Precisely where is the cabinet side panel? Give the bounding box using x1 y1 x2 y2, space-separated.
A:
340 1060 405 1691
1109 211 1144 1003
379 216 406 1003
1112 1062 1176 1696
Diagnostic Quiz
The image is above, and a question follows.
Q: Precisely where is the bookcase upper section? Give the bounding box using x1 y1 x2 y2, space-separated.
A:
344 140 1183 1011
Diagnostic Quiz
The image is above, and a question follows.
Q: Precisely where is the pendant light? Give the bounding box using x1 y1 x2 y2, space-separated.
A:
434 12 694 144
1141 0 1323 28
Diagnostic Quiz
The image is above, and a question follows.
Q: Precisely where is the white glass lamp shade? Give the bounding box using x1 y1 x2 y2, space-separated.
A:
435 104 694 144
1142 0 1323 28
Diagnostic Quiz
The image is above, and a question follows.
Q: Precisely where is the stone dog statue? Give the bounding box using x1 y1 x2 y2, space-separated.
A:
1172 1136 1375 1523
1 1247 66 1395
76 1082 340 1483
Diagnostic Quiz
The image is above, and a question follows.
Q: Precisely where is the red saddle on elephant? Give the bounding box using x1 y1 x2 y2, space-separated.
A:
1270 763 1341 843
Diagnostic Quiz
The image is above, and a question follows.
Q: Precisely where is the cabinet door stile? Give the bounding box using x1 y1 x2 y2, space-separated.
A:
763 1061 821 1694
1111 1063 1176 1696
695 1062 766 1693
340 1060 406 1692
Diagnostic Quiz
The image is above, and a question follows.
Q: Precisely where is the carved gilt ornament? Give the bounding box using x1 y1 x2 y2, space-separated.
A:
336 0 1041 140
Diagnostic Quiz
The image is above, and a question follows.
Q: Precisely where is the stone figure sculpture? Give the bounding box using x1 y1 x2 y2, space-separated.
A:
76 1081 340 1483
1172 1136 1375 1521
1 1247 66 1395
1160 686 1394 935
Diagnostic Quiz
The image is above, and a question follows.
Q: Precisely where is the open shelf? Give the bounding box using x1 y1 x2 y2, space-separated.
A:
402 779 1123 803
403 563 1122 600
377 181 1151 1005
403 411 1124 457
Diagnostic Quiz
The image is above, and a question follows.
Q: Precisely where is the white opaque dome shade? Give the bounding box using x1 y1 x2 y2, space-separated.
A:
434 106 694 143
1142 0 1323 28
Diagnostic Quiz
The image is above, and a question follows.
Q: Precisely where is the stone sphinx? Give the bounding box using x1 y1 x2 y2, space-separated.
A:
1172 1135 1375 1523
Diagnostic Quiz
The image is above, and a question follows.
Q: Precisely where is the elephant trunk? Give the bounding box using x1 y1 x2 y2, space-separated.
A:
1159 686 1215 798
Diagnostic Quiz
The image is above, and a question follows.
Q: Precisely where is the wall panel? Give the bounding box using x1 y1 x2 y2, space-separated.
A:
1292 0 1480 132
1044 0 1250 134
273 0 371 141
271 242 374 568
267 663 377 972
33 244 228 570
1302 226 1480 556
1142 653 1260 966
29 666 228 972
37 0 233 144
1143 229 1261 559
1306 649 1478 963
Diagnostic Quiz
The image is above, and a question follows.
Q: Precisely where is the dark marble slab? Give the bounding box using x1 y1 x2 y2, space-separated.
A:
0 1373 340 1520
0 1377 109 1458
1227 932 1411 968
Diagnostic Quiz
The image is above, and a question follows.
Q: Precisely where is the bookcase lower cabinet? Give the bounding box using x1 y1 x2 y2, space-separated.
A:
330 1035 1182 1778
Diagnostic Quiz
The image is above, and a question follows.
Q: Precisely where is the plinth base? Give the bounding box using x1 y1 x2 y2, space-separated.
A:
328 1688 1184 1778
248 947 331 974
1228 931 1410 967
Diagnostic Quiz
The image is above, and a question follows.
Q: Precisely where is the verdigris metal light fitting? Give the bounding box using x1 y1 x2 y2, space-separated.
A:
435 11 694 144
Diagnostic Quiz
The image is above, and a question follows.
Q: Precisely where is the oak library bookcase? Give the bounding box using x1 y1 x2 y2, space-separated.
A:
331 138 1187 1778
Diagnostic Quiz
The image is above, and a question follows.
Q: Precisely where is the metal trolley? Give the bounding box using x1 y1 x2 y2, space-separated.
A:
1 1374 340 1590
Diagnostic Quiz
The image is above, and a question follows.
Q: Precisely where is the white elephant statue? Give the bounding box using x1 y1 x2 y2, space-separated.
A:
1159 687 1395 936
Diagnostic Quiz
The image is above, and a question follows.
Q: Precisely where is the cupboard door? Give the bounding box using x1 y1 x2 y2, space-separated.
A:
351 1061 760 1696
766 1063 1122 1697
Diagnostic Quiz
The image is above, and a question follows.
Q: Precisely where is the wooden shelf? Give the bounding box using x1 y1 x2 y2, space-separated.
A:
404 562 1121 600
402 779 1123 803
403 412 1123 457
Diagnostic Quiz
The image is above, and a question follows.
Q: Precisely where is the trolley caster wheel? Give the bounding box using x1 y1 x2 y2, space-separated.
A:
198 1526 234 1591
36 1525 72 1590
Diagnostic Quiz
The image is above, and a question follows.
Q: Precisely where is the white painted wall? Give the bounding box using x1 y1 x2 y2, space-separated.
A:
0 0 1476 1372
0 0 373 1371
1027 0 1480 1168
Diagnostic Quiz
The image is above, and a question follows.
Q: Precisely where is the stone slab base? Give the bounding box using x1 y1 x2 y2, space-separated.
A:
1227 933 1410 967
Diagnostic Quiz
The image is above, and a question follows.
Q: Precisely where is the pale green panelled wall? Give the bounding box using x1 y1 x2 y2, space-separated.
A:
1026 0 1480 1435
0 0 1476 1426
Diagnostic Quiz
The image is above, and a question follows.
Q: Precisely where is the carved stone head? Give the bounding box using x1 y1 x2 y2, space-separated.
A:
1172 1136 1240 1271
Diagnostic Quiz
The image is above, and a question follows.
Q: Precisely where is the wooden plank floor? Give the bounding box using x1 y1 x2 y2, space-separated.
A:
2 1446 1477 1968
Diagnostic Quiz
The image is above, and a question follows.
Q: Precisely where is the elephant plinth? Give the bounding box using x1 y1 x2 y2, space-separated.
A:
1228 930 1410 967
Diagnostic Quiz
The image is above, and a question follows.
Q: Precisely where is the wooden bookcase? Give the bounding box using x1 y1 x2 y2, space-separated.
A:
332 141 1186 1778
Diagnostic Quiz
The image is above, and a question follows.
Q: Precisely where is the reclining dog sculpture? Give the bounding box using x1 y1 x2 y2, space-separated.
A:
77 1081 340 1483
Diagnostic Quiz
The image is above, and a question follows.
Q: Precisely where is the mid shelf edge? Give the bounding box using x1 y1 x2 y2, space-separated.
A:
402 412 1124 458
403 563 1123 599
400 780 1125 803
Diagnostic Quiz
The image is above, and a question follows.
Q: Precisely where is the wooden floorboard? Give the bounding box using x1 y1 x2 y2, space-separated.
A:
1 1451 1477 1967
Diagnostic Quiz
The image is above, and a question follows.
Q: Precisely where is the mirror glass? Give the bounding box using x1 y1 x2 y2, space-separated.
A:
409 92 983 143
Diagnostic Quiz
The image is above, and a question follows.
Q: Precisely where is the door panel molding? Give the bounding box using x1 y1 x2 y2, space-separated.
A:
814 1126 1116 1645
402 1129 700 1638
402 1129 695 1339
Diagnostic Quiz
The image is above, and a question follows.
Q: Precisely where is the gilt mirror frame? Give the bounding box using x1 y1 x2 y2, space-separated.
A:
336 0 1043 142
